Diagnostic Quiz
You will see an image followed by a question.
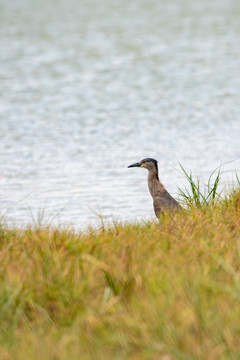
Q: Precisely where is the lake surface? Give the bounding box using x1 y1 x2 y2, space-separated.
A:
0 0 240 228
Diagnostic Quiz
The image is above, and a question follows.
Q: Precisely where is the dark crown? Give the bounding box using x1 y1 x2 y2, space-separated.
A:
142 158 158 170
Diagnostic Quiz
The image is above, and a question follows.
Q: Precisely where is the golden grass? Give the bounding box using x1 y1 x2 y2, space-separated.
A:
0 191 240 359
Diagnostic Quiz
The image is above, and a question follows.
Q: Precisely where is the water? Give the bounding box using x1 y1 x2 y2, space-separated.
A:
0 0 240 228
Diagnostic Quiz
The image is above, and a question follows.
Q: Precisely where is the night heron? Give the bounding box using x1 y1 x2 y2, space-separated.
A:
128 158 181 218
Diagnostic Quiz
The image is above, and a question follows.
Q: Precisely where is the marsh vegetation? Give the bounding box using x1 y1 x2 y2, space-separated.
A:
1 169 240 359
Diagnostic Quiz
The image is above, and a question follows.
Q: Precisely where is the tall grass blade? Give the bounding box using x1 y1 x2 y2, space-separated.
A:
178 163 223 208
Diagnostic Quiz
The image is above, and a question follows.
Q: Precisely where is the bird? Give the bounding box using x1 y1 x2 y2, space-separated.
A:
128 158 181 218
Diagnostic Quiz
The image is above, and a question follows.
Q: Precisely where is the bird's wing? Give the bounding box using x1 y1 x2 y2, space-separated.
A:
153 191 181 217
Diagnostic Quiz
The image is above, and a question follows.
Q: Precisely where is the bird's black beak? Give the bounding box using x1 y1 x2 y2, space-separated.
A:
128 162 142 168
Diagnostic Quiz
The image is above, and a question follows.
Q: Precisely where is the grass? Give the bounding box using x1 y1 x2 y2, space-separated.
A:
177 164 222 208
0 171 240 359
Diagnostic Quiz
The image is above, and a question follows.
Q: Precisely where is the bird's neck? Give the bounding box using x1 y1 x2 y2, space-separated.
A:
148 170 165 197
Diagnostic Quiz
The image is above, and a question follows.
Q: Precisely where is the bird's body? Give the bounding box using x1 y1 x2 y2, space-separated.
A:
128 158 181 218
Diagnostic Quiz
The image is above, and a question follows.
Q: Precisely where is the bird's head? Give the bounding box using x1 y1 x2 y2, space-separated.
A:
128 158 158 172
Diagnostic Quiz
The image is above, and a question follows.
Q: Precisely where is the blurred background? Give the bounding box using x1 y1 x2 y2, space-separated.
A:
0 0 239 228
